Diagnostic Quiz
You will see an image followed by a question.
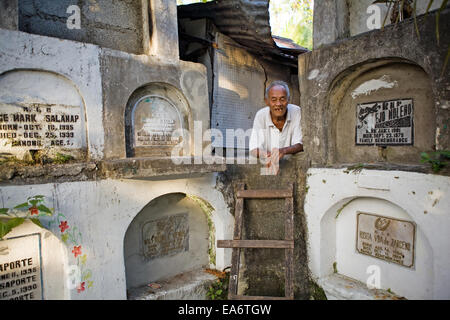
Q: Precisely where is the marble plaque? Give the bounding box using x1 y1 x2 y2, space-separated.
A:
133 95 182 147
356 212 415 268
0 103 83 152
0 234 43 300
142 213 189 259
356 99 413 145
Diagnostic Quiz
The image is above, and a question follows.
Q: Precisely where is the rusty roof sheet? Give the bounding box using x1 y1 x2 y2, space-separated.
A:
178 0 308 65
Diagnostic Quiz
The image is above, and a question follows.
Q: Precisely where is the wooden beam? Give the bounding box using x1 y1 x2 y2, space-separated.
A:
217 240 294 249
236 189 292 199
227 182 245 299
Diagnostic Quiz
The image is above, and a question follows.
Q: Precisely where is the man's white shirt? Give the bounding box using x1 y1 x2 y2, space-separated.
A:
249 104 303 152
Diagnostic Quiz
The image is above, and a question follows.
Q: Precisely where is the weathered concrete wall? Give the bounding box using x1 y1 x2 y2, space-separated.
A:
304 168 450 299
0 28 104 161
302 7 450 300
347 0 446 38
314 0 448 49
0 174 233 299
149 0 179 61
124 193 210 290
100 49 209 160
335 63 435 164
216 154 311 299
0 0 18 30
313 0 349 49
18 0 146 54
300 8 450 167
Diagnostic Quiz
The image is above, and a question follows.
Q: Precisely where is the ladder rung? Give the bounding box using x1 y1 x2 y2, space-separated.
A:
230 294 293 300
217 240 294 249
236 189 292 199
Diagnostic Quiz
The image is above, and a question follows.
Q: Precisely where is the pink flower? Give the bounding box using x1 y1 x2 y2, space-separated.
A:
59 221 69 233
72 245 82 258
77 282 85 293
29 207 39 215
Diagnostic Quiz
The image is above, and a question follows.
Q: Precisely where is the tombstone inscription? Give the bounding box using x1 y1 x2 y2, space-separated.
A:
356 98 414 146
0 234 43 300
356 212 415 268
133 96 183 148
141 213 189 259
0 103 83 153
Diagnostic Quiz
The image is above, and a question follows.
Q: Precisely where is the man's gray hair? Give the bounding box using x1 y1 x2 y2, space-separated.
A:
265 80 290 100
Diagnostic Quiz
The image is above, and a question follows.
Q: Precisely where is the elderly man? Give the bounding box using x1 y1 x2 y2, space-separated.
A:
249 80 303 173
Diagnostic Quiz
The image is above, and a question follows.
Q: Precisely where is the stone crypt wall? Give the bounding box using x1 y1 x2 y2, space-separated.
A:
300 7 450 299
0 0 232 300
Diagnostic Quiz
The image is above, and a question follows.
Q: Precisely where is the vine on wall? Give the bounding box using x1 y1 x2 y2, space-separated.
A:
0 196 93 294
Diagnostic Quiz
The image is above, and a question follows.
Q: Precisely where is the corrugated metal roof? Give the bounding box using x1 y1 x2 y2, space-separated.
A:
178 0 308 66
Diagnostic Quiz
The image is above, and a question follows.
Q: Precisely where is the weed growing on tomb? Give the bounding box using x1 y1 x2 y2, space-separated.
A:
53 153 75 164
309 279 327 300
420 150 450 173
206 268 230 300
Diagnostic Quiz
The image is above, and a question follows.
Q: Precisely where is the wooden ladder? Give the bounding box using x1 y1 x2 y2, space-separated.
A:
217 182 294 300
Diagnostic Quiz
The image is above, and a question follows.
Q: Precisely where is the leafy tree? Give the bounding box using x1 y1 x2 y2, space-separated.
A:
269 0 314 50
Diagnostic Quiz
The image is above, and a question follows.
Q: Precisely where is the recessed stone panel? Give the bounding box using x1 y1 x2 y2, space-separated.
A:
133 96 183 148
356 212 415 268
142 213 189 259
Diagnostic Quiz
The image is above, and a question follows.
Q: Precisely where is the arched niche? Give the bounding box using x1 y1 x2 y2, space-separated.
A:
327 59 436 165
124 83 192 158
123 193 214 296
0 69 87 161
319 197 433 300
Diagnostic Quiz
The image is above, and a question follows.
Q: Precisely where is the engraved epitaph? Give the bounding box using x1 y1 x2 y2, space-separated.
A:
356 99 414 145
356 212 415 268
0 234 43 300
133 95 182 148
141 213 189 259
0 103 83 152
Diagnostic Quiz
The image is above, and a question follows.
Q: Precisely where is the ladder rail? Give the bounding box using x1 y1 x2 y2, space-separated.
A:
217 182 295 300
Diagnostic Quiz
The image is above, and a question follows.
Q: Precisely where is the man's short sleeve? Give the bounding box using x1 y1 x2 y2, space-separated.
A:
291 106 303 145
249 109 266 151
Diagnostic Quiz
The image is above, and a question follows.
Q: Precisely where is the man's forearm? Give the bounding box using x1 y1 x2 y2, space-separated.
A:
280 143 303 156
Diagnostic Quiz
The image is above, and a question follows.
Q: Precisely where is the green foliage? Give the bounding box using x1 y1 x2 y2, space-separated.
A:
206 271 229 300
374 0 449 76
269 0 314 49
333 261 338 274
0 195 53 239
310 279 328 300
53 153 74 164
420 150 450 173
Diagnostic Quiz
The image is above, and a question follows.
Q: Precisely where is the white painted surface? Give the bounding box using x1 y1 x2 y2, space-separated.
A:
304 168 450 299
0 29 104 159
351 75 398 99
0 173 233 300
2 221 69 300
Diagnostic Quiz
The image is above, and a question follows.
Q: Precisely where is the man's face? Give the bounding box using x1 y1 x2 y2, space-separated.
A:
265 85 288 118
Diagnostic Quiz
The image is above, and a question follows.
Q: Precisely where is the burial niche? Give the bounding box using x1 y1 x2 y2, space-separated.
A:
321 197 433 299
0 70 87 162
123 193 212 299
125 83 191 158
331 61 435 164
